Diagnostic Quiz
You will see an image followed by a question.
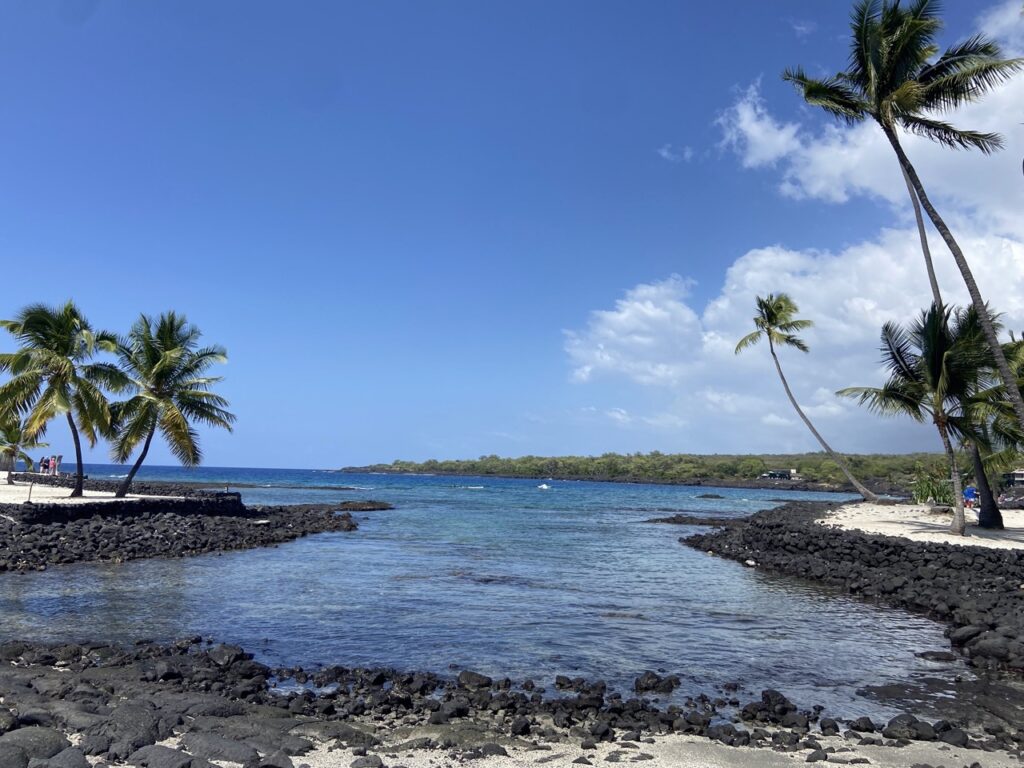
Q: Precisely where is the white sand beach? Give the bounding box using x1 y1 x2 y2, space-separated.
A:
822 501 1024 550
0 471 169 506
217 732 1023 768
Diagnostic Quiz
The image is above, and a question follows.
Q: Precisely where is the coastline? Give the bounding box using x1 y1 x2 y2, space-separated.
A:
339 467 889 496
3 485 1024 764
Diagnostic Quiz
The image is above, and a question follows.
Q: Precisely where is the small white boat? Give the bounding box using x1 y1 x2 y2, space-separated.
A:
537 483 551 490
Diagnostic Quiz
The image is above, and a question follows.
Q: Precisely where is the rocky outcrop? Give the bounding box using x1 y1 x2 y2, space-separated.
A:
0 504 358 572
683 502 1024 674
0 638 1018 766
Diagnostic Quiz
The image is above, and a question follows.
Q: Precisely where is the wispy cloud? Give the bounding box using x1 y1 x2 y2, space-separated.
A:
789 19 817 38
656 143 694 164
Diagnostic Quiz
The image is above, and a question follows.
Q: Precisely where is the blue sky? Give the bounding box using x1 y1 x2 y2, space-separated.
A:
1 0 1021 468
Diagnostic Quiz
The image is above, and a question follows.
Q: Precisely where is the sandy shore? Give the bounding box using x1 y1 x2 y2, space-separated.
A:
316 737 1018 768
822 501 1024 550
143 732 1021 768
0 471 170 505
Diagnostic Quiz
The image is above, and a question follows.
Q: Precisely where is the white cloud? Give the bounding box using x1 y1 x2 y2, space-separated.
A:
717 82 801 169
979 0 1024 53
657 143 694 163
564 275 703 386
717 65 1024 240
563 225 1024 453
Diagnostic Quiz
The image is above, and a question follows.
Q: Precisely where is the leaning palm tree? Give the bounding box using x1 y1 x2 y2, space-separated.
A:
111 312 235 497
840 303 991 535
0 302 125 496
0 415 48 484
783 0 1024 432
735 293 878 502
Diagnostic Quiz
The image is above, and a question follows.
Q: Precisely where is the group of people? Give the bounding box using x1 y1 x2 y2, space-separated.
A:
38 455 62 476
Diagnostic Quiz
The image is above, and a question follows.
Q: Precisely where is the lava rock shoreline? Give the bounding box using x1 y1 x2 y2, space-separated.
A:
0 504 361 572
683 501 1024 677
0 637 1019 768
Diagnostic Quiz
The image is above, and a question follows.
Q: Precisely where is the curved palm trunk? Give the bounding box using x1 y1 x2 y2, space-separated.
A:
66 412 84 497
901 167 942 307
116 424 156 498
883 126 1024 435
971 442 1003 530
768 340 878 502
936 420 966 535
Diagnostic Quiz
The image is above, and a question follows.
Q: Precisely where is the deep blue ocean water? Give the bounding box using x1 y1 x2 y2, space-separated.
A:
0 464 972 719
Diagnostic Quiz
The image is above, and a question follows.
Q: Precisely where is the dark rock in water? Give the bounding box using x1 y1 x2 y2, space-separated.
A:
0 501 361 571
696 494 725 499
916 650 958 662
207 644 247 668
681 501 1024 678
457 671 493 690
633 671 678 693
0 727 70 759
337 500 393 512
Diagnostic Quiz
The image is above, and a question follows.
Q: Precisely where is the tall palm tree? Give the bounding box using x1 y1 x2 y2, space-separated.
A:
735 293 879 502
111 312 235 497
783 0 1024 432
0 302 125 497
840 303 990 535
0 416 48 484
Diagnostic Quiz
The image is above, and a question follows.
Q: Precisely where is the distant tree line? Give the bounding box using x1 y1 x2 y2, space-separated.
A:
348 451 955 487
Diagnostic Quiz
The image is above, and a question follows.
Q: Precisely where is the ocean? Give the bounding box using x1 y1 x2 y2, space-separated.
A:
0 464 969 719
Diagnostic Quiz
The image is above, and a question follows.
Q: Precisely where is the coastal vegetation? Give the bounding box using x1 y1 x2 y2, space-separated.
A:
110 312 235 497
0 302 122 496
840 305 996 533
0 302 234 497
0 415 47 484
735 293 878 502
347 451 951 488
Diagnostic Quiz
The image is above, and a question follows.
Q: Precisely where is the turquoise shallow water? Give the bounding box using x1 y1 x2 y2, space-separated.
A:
0 465 970 719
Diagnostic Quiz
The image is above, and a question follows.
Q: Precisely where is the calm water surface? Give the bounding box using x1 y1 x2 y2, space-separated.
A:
0 465 970 719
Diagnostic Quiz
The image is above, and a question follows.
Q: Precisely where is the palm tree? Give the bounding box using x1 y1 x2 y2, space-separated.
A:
0 302 125 497
783 0 1024 433
840 303 991 534
0 416 48 484
963 338 1024 529
735 293 879 502
111 312 235 497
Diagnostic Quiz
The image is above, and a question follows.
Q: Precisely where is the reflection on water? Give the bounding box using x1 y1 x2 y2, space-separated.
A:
0 469 970 719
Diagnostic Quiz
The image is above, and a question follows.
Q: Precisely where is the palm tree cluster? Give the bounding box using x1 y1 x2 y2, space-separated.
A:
0 302 235 498
736 0 1024 535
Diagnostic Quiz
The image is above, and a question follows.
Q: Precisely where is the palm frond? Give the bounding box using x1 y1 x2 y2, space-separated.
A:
900 115 1003 153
